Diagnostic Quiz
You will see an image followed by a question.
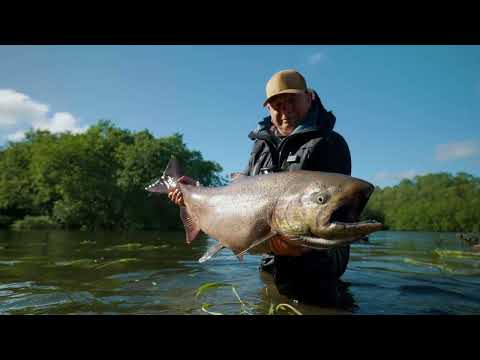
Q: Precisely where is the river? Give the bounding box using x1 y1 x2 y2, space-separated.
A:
0 230 479 315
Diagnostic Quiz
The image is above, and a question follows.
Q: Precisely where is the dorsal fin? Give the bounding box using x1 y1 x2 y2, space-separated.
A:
180 206 201 244
163 156 182 179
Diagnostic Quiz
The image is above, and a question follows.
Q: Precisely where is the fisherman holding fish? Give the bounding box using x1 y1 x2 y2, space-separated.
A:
157 69 380 304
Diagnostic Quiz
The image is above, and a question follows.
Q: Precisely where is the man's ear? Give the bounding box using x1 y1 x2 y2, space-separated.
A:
304 90 314 108
308 90 315 101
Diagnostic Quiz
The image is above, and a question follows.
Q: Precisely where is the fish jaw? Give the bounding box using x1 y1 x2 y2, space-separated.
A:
309 197 384 240
279 219 382 250
275 175 383 250
321 220 383 238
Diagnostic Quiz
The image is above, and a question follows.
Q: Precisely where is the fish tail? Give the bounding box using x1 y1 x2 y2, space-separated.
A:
144 157 202 245
145 156 183 193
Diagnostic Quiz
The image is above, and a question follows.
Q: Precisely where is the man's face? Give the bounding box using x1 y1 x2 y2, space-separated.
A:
266 92 312 136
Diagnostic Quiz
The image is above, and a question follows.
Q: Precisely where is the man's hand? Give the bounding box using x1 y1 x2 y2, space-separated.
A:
167 176 197 207
267 235 310 256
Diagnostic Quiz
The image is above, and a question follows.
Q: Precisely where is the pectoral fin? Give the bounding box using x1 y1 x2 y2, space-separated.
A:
234 232 277 260
231 250 245 262
198 243 225 263
230 172 247 183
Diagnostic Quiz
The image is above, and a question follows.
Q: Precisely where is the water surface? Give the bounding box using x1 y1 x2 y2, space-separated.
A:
0 230 479 315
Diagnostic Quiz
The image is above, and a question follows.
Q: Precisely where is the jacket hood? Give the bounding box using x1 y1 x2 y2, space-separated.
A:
250 91 336 140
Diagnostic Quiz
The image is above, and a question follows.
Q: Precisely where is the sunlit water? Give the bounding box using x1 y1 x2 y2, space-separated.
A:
0 230 479 315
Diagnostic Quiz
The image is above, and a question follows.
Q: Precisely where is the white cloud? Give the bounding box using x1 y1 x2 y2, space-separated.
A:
7 130 26 142
436 140 479 161
375 170 421 182
33 112 87 134
308 52 324 65
0 89 48 127
0 89 88 141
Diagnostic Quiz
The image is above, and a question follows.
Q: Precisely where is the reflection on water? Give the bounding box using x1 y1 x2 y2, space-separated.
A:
0 230 479 315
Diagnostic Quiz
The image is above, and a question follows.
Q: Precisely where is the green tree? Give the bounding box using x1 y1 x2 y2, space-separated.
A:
0 120 223 231
363 172 480 232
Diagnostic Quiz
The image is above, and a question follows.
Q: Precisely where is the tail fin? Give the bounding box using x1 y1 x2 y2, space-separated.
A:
145 156 202 244
163 156 182 179
145 156 183 193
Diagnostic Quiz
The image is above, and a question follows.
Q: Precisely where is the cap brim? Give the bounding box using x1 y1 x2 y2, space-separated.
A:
262 88 310 107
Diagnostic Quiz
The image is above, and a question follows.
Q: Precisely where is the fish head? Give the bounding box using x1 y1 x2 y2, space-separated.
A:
272 172 382 248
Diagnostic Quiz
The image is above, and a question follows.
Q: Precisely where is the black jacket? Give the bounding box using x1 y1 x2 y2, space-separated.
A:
245 92 352 302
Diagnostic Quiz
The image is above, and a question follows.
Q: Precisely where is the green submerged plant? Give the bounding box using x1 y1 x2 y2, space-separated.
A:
11 215 60 230
194 282 302 316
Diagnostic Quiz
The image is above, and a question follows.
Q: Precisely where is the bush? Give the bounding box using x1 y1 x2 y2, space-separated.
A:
11 216 60 230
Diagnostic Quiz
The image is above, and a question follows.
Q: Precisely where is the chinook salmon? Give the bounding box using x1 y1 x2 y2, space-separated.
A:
145 158 382 262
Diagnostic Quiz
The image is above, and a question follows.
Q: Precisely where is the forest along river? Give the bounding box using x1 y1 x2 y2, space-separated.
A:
0 230 479 315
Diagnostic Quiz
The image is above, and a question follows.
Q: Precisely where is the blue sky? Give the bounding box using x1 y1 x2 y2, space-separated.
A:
0 45 479 187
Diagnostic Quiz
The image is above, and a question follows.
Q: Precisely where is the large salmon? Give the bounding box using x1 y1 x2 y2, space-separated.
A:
146 158 382 262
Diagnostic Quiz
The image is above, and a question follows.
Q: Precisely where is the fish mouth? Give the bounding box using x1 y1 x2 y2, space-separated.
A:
328 181 373 224
294 184 383 249
294 219 383 250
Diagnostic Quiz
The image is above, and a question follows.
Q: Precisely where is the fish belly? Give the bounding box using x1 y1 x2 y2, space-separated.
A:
187 190 274 251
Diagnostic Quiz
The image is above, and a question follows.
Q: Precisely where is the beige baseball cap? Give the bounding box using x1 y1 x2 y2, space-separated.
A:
263 69 309 107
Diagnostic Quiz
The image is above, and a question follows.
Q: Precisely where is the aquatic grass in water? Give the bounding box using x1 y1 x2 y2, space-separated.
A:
104 243 144 251
139 245 164 251
94 258 139 270
80 241 96 245
195 282 303 315
433 249 480 259
44 257 141 270
195 282 251 315
103 243 164 252
404 254 480 276
50 259 97 268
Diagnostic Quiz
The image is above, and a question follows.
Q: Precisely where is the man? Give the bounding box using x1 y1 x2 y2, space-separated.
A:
169 69 352 304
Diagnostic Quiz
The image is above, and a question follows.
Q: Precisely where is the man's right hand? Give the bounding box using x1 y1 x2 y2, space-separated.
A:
268 235 310 256
167 176 197 207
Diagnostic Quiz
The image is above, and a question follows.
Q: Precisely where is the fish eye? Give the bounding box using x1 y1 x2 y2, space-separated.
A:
313 192 329 205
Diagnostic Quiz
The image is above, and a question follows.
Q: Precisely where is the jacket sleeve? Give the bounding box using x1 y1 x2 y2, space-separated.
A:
305 131 351 176
241 140 266 176
241 156 253 176
241 140 259 176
